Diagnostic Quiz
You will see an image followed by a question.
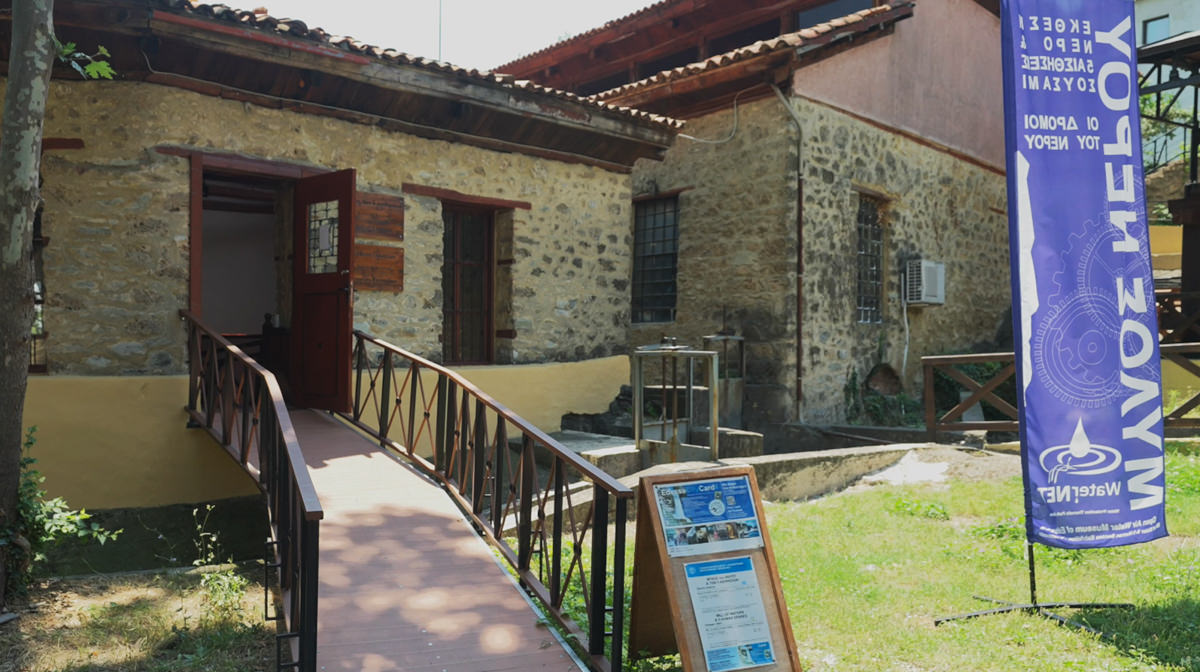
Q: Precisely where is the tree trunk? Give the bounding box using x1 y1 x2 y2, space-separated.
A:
0 0 55 610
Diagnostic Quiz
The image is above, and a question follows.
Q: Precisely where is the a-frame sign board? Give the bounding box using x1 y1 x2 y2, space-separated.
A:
629 466 802 672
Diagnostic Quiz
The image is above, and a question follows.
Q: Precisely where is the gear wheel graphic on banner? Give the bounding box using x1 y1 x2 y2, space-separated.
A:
1030 212 1157 409
1053 212 1153 325
1031 288 1123 408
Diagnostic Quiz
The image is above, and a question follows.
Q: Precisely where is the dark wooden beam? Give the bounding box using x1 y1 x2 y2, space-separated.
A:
402 183 532 210
41 137 84 151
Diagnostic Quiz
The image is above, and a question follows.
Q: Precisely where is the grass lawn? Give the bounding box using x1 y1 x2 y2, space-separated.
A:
0 565 276 672
623 443 1200 672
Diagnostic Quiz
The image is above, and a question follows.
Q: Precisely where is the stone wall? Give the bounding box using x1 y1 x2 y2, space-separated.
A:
630 98 801 428
29 79 634 374
795 96 1011 424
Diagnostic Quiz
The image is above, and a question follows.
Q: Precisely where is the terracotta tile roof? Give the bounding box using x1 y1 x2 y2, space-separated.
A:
153 0 684 130
593 2 915 102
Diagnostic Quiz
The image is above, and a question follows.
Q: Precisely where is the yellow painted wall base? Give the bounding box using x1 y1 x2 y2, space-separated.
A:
24 358 628 510
1164 359 1200 399
456 356 630 431
23 376 259 510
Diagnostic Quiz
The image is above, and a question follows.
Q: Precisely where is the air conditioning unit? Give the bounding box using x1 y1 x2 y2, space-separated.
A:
905 259 946 305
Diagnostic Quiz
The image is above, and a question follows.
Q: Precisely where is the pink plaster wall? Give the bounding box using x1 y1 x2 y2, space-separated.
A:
794 0 1004 169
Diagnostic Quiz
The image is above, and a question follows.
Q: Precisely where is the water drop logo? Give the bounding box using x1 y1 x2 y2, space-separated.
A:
1038 419 1123 483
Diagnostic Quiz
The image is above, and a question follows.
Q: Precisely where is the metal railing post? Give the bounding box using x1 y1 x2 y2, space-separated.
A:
518 435 534 571
612 497 628 672
588 485 609 656
924 361 936 442
352 336 364 423
299 519 320 672
435 375 448 472
407 362 419 453
444 380 458 480
550 457 565 604
491 420 507 534
186 320 199 414
458 389 471 487
379 350 393 445
473 399 487 514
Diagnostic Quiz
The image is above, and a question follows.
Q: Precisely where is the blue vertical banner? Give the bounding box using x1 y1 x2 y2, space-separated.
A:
1001 0 1167 548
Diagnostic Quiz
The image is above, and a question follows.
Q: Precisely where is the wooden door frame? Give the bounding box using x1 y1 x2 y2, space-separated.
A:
168 146 325 316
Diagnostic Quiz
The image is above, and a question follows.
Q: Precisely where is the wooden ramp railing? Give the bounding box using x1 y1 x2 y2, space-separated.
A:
1157 290 1200 343
924 343 1200 441
181 310 322 672
340 331 634 672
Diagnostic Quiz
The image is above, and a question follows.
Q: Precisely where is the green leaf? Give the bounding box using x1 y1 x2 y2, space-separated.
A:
97 45 110 58
84 61 116 80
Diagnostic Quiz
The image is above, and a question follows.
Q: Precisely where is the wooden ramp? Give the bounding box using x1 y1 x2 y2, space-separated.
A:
291 409 585 672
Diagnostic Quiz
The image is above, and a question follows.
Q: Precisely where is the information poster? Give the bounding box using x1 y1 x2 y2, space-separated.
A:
654 476 764 557
1000 0 1167 548
684 556 775 672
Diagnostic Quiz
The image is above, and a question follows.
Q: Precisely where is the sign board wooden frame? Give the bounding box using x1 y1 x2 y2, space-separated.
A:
629 466 802 672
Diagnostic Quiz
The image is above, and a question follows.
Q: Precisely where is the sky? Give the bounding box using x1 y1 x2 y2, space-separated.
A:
260 0 655 71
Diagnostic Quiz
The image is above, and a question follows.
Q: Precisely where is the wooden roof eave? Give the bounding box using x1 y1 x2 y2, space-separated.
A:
143 11 678 151
601 50 795 110
598 8 912 114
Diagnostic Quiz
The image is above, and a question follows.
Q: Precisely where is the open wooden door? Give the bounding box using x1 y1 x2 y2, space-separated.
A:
292 169 355 412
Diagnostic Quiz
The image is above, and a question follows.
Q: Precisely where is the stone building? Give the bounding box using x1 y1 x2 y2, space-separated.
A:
500 0 1011 428
13 0 678 510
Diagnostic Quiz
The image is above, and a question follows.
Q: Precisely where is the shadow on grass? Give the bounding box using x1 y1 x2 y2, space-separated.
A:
0 568 276 672
0 617 32 672
1076 598 1200 669
48 617 272 672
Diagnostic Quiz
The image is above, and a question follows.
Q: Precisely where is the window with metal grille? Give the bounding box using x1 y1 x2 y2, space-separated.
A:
632 196 679 323
855 195 884 324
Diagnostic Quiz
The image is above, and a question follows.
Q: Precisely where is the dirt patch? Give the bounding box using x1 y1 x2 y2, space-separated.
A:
0 568 275 672
854 445 1020 489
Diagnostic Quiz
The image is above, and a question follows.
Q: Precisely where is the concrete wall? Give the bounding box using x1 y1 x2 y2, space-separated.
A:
32 78 635 374
795 0 1004 169
629 98 800 428
795 95 1010 423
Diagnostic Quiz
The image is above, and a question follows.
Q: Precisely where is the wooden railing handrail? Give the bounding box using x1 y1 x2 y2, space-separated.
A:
181 309 323 519
924 343 1200 440
353 330 633 497
921 351 1016 365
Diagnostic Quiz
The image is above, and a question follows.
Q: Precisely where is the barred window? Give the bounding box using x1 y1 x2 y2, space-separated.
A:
856 195 884 324
632 197 679 323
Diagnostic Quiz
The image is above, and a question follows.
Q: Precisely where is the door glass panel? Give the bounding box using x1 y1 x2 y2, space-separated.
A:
308 200 340 274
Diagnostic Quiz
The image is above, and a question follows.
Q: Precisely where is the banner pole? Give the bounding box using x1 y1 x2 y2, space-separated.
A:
1026 541 1037 608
